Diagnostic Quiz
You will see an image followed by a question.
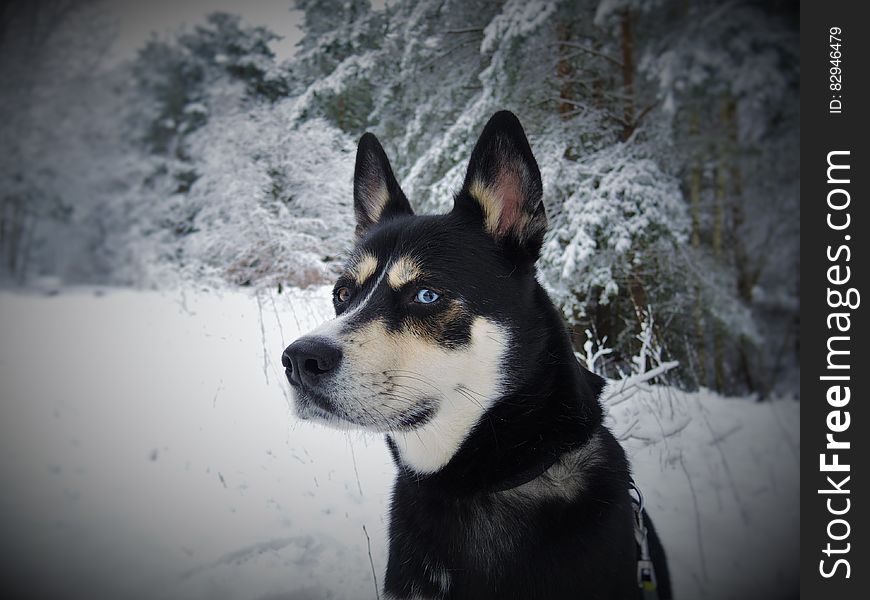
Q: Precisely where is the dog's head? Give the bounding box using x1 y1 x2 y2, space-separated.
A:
282 111 549 472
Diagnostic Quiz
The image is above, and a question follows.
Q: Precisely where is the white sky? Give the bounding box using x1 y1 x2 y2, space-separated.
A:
109 0 306 64
108 0 389 64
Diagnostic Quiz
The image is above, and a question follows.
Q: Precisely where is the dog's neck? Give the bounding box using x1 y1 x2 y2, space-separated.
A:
386 298 605 494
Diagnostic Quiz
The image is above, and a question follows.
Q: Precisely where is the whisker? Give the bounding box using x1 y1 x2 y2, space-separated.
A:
454 385 485 410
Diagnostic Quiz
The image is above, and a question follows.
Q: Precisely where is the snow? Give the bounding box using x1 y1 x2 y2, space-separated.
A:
605 383 800 598
481 0 558 54
0 286 798 599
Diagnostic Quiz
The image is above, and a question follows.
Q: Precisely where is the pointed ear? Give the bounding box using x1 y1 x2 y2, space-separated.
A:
454 111 547 257
354 133 413 239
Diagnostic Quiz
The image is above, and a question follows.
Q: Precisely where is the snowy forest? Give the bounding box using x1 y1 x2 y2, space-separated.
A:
1 0 799 397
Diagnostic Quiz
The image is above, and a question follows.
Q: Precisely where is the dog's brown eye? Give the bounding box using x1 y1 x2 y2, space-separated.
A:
335 287 351 303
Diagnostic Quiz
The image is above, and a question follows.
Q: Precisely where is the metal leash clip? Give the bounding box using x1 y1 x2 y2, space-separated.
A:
629 479 659 599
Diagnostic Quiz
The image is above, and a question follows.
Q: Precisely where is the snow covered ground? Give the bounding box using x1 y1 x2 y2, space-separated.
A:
0 286 798 599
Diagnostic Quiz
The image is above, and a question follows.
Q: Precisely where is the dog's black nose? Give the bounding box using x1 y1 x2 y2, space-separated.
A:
282 337 343 388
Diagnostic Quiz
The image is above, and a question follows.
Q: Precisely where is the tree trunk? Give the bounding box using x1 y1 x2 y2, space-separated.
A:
712 322 726 392
689 113 706 387
723 97 754 302
721 96 760 394
17 210 36 284
0 197 7 250
712 127 727 392
629 273 647 326
591 41 605 110
556 22 575 119
7 198 22 273
619 8 635 141
712 161 725 260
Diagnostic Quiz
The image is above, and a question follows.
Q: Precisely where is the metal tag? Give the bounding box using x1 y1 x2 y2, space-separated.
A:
637 558 657 590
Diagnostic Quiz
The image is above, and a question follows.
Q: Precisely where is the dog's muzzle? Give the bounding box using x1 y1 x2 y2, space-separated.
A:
282 337 343 390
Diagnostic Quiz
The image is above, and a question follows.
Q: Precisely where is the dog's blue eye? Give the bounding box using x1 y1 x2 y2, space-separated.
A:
414 289 440 304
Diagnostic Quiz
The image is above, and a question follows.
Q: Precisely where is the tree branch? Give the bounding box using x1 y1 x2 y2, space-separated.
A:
421 37 477 70
634 100 659 125
603 361 680 406
445 26 485 34
556 41 623 68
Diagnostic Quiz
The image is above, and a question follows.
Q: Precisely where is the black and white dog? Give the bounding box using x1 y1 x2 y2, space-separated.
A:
282 111 671 599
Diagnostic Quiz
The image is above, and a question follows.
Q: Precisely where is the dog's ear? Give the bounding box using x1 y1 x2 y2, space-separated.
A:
454 111 547 258
354 133 413 239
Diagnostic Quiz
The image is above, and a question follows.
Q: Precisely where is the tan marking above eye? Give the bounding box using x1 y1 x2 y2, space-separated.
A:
349 252 378 285
388 256 422 290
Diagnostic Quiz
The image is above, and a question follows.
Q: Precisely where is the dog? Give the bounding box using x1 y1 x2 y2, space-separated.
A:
282 111 672 599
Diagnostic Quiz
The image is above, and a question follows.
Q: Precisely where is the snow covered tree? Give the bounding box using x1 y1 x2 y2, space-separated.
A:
2 0 798 394
125 0 798 392
639 0 800 393
0 0 128 283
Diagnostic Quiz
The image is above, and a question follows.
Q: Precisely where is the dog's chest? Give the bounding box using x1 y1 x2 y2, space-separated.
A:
383 444 638 600
385 478 581 598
